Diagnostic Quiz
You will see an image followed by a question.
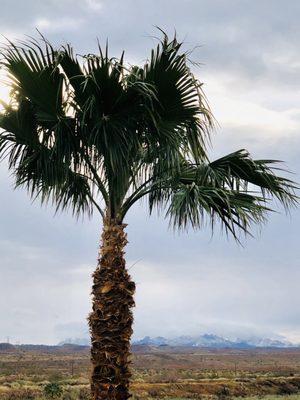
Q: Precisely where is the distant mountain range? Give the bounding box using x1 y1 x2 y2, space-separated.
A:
132 334 296 349
58 338 90 346
1 333 297 350
0 342 88 352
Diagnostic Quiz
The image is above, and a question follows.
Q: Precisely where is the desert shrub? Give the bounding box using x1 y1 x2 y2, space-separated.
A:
61 388 78 400
208 371 219 379
131 395 141 400
43 382 63 398
277 381 298 395
2 388 39 399
31 374 45 383
216 385 230 399
147 388 160 397
48 372 64 382
78 387 91 400
154 369 178 383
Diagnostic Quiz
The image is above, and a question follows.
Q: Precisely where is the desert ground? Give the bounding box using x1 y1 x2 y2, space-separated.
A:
0 344 300 399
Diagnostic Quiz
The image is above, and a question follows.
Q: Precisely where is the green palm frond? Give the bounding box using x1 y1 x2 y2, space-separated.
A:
208 150 297 207
2 38 64 123
179 149 297 208
0 37 106 216
58 45 88 109
0 98 38 149
143 31 212 162
52 170 95 217
167 183 267 237
151 150 298 238
8 133 94 217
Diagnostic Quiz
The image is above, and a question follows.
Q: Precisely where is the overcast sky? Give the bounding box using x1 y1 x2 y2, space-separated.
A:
0 0 300 345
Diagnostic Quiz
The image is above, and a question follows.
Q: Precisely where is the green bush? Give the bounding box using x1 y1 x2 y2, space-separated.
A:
43 382 63 399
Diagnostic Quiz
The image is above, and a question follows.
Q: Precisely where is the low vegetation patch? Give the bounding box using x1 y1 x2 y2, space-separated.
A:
1 347 300 399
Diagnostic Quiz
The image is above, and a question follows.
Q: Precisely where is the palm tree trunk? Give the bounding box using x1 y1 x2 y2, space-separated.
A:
89 219 135 400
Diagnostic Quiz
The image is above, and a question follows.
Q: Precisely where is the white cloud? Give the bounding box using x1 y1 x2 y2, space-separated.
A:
130 254 300 343
85 0 102 11
35 17 85 33
202 71 300 139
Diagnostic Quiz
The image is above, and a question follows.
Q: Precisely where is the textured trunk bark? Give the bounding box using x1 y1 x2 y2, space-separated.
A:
89 219 135 400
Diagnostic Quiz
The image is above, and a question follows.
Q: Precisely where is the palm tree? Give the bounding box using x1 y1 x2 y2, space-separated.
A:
0 32 297 400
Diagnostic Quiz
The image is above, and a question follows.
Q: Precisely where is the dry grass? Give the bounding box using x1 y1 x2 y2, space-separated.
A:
1 346 300 399
234 397 300 400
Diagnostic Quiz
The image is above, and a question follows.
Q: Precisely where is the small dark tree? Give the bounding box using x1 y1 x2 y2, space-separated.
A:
0 32 297 400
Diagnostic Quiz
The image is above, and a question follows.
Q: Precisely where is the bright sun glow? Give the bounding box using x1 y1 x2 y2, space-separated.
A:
0 71 11 111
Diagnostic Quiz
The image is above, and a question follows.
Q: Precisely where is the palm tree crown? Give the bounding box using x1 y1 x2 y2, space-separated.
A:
0 31 298 400
0 33 297 238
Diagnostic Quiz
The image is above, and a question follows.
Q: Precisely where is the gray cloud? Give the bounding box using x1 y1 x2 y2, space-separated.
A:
0 0 300 344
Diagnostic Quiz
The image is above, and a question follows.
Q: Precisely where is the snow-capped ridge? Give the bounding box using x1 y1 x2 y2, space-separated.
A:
133 334 296 348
